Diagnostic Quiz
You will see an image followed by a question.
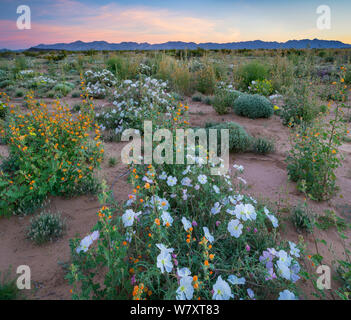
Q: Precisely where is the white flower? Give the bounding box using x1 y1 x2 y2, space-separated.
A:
233 164 244 172
234 203 256 221
177 267 191 278
156 243 174 274
289 241 300 258
212 276 234 300
227 219 243 238
237 177 247 184
176 276 194 300
203 227 214 243
161 211 173 226
157 251 173 274
167 176 177 187
181 177 192 187
211 202 222 215
264 207 279 228
181 217 192 231
228 275 245 285
194 184 200 190
76 231 99 253
122 209 141 227
198 174 207 185
276 260 291 280
159 172 167 180
278 289 297 300
213 185 220 194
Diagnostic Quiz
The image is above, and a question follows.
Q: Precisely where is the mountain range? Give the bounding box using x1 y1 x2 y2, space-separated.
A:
2 39 351 52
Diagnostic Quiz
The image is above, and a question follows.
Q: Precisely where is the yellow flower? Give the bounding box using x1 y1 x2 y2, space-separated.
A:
273 105 280 110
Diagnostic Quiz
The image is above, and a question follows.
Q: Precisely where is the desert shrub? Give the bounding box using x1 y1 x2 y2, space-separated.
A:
84 69 118 99
15 89 25 98
237 62 269 89
106 55 137 79
0 91 103 216
0 94 9 119
71 91 80 98
248 79 274 96
195 64 216 95
53 82 75 96
280 81 320 126
67 153 301 300
0 79 12 88
27 211 66 244
96 77 187 141
291 203 314 233
212 88 242 115
233 94 273 119
205 121 252 153
191 93 203 102
203 96 214 105
0 269 22 300
287 69 348 200
252 137 275 155
344 69 351 84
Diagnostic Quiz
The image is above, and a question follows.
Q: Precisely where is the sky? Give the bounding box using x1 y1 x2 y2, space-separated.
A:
0 0 350 49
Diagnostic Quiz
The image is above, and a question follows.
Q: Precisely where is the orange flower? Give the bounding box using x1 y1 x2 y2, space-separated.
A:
154 218 160 226
204 260 209 266
145 183 150 189
209 254 214 260
193 275 198 282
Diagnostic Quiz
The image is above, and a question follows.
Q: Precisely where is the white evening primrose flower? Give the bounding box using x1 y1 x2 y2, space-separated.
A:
227 219 243 238
159 172 167 180
177 267 191 278
213 185 220 194
161 211 173 226
176 276 194 300
203 227 214 243
211 202 222 215
276 260 291 280
167 176 177 187
181 217 192 231
76 231 99 253
289 241 300 258
234 203 256 221
278 290 298 300
181 177 192 187
228 275 246 285
212 276 234 300
157 251 173 274
122 209 141 227
198 174 207 185
194 184 200 190
264 207 279 228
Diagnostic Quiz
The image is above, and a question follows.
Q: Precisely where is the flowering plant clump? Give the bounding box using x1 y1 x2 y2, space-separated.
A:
95 77 187 140
68 149 302 300
26 75 57 90
286 67 349 201
84 69 117 98
248 79 274 96
0 92 9 119
0 91 103 216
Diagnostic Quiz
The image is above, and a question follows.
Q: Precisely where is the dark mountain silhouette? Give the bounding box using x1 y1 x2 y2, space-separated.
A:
3 39 351 52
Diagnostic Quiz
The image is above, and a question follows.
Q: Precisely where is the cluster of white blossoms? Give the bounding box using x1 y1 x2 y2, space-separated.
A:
19 69 35 77
95 77 178 136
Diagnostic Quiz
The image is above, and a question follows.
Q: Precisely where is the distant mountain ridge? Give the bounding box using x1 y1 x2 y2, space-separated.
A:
3 39 351 52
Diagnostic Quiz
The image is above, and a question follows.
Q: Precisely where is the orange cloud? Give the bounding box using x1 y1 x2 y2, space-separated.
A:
0 2 241 48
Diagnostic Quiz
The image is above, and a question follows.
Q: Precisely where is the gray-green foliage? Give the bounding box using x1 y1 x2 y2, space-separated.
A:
27 212 66 245
205 121 252 153
233 94 274 119
212 89 243 115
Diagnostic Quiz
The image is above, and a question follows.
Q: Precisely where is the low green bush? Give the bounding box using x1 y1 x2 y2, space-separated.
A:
233 94 274 119
205 121 252 153
252 137 275 155
212 89 242 115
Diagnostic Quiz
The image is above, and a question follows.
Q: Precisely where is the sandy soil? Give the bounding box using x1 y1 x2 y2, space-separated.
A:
0 97 350 300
